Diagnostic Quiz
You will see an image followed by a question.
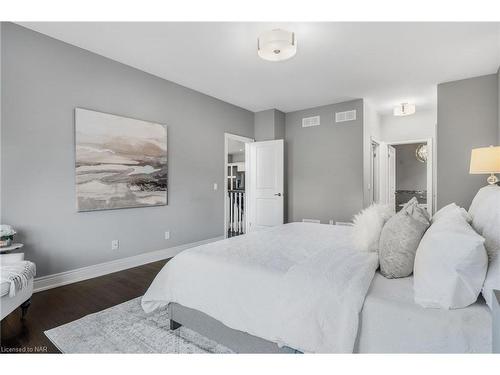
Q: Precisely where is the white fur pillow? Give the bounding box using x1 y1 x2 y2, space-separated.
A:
351 203 394 252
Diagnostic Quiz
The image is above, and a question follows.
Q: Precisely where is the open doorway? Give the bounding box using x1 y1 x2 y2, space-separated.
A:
392 142 428 212
373 138 433 215
224 133 253 238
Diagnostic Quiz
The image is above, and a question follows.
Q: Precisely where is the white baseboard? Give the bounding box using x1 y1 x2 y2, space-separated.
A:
33 236 223 293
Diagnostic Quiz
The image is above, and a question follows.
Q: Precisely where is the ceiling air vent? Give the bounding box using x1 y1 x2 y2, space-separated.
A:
335 110 357 123
302 116 320 128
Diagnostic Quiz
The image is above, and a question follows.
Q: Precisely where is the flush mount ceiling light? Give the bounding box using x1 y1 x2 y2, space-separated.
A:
257 29 296 62
393 103 416 116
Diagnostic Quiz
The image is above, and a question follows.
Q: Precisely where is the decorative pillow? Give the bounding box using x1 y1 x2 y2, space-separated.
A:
379 198 430 278
468 185 500 309
351 203 394 252
432 203 472 224
413 209 488 309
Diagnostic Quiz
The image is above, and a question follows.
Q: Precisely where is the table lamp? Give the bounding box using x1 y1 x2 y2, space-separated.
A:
469 145 500 185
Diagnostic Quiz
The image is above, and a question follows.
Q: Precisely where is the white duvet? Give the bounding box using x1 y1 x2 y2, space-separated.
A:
142 222 379 353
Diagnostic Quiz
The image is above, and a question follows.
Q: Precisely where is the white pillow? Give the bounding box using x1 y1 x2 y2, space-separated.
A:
351 203 393 252
413 209 488 309
432 203 472 224
469 185 500 262
469 185 500 308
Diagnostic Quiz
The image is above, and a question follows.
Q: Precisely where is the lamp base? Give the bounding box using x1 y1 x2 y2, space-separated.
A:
487 173 499 185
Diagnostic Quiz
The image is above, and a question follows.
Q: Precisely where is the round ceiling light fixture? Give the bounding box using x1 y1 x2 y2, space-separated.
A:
393 103 416 116
257 29 296 62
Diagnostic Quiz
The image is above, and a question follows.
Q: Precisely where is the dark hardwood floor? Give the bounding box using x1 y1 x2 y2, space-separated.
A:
0 259 167 354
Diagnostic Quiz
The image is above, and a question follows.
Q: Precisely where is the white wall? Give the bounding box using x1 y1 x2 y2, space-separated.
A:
379 109 436 142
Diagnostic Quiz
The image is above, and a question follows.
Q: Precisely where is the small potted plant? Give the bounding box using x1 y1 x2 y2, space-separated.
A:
0 225 16 248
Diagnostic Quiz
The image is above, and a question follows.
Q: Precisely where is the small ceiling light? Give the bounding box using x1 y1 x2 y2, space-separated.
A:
393 103 416 116
415 144 427 163
257 29 297 62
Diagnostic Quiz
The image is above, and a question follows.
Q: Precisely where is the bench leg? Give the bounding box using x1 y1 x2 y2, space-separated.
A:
20 298 31 320
170 319 181 330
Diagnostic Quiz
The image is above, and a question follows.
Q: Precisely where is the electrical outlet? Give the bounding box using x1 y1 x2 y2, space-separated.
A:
164 231 170 240
111 240 119 250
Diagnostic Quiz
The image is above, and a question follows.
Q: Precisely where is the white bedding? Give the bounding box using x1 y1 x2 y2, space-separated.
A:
142 222 379 353
356 273 492 353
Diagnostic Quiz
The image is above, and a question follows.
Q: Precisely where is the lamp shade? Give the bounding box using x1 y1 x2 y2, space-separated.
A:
469 146 500 174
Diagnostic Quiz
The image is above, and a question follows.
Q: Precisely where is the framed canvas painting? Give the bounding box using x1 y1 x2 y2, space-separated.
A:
75 108 167 211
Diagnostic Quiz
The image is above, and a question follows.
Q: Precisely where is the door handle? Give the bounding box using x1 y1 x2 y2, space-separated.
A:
274 193 282 196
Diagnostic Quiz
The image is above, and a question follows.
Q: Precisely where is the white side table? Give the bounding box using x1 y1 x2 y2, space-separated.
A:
0 243 24 254
0 244 24 262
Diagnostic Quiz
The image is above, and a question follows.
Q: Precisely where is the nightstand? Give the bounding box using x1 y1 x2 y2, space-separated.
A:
0 243 24 255
0 244 24 263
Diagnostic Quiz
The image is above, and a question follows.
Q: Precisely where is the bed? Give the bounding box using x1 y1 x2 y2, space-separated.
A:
355 273 491 353
142 220 494 353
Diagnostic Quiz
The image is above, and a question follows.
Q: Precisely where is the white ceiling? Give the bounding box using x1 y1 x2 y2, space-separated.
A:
19 22 500 113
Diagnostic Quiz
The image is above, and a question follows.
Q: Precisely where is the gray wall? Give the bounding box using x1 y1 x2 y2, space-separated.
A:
254 109 285 141
395 143 427 191
228 152 245 163
254 110 275 141
437 74 499 210
285 99 364 223
274 110 285 140
498 67 500 144
1 23 254 277
0 23 2 222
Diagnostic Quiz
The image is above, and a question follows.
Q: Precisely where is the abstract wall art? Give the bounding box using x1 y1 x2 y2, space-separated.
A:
75 108 167 211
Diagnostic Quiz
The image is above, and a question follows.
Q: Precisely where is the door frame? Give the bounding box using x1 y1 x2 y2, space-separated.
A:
224 133 254 238
369 138 381 204
383 138 434 215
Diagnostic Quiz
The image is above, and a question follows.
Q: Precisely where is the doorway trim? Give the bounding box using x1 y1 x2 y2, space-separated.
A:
382 138 434 215
224 133 254 238
369 138 381 204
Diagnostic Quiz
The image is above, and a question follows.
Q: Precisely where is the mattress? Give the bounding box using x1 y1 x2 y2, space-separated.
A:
355 272 492 353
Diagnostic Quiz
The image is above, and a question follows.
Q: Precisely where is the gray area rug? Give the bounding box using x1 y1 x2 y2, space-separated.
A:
44 297 233 353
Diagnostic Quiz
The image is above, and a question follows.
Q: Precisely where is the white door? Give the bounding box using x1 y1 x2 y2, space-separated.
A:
387 145 396 211
246 139 284 232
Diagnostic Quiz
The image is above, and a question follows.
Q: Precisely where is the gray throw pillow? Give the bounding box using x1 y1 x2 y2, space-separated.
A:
379 198 430 278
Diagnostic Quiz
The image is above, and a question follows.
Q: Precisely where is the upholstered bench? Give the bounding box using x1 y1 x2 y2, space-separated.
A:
0 253 34 321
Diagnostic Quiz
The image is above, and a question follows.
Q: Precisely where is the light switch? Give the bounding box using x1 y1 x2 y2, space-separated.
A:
213 183 218 191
